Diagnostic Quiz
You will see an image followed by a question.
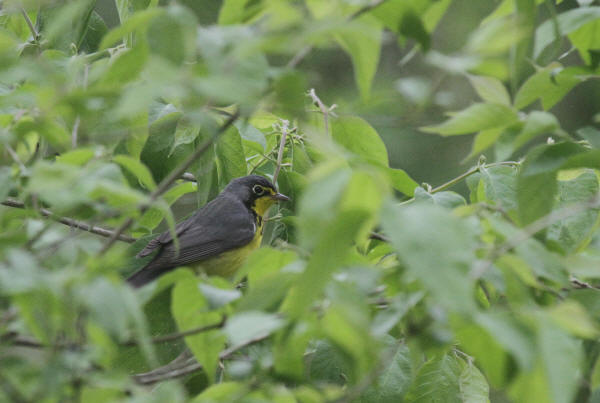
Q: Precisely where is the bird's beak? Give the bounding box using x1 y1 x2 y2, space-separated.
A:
271 192 291 202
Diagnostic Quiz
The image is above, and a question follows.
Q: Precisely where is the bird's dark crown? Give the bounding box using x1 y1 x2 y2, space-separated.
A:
223 175 276 204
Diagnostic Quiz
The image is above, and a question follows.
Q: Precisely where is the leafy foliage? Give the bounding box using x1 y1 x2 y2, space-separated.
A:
1 0 600 402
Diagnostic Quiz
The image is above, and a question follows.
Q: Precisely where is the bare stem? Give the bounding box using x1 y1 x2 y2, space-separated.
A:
272 119 289 185
308 88 336 137
20 8 39 40
133 332 271 385
1 198 136 243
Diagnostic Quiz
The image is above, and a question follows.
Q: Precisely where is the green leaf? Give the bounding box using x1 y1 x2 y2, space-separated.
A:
467 75 511 106
549 300 600 339
513 111 559 151
146 5 196 65
547 170 600 253
514 65 582 110
517 142 586 225
192 382 248 402
336 16 382 101
406 352 488 403
386 168 418 196
171 272 225 382
218 0 251 25
216 125 247 187
538 322 583 403
414 188 467 208
464 127 504 161
224 311 285 346
359 341 412 403
98 45 148 86
399 11 430 51
100 8 163 49
137 181 197 231
480 165 518 213
113 155 156 191
382 202 478 312
421 103 518 136
534 7 600 59
331 115 389 166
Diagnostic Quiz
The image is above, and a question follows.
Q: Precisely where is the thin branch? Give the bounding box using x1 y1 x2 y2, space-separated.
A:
272 119 289 185
4 143 27 173
98 112 239 255
1 198 136 243
430 161 520 194
20 8 39 40
71 65 89 149
133 332 271 385
308 88 337 137
121 318 226 347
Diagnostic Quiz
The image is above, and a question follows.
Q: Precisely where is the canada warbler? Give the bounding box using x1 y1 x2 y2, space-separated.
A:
127 175 290 287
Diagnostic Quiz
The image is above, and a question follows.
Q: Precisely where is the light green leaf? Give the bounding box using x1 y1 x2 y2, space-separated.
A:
359 342 412 403
513 111 559 151
171 273 225 382
336 16 382 101
113 155 156 190
100 8 163 49
464 128 504 161
514 65 582 110
382 203 477 312
534 7 600 59
331 115 389 165
549 300 600 339
480 165 518 213
216 125 247 187
421 103 518 136
547 170 600 253
467 75 511 106
538 322 582 403
386 168 418 196
224 311 285 346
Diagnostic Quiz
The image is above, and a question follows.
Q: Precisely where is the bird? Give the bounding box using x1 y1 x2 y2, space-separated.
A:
126 175 290 287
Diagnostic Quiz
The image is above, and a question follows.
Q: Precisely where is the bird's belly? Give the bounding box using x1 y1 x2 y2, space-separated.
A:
193 231 262 278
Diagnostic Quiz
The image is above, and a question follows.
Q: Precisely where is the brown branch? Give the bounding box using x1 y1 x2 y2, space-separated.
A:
98 111 240 255
1 198 136 243
122 318 226 347
133 332 271 385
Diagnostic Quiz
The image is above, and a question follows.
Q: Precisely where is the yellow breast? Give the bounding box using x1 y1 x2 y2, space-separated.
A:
193 219 264 278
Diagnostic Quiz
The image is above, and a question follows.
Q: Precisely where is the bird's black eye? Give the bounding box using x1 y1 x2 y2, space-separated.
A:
252 185 264 195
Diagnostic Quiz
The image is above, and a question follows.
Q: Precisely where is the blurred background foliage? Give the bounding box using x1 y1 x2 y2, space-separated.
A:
1 0 600 402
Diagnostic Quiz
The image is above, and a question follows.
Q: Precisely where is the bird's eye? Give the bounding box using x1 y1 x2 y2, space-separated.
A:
252 185 264 195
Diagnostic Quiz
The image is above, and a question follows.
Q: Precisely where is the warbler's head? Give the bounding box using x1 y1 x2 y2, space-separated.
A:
225 175 290 215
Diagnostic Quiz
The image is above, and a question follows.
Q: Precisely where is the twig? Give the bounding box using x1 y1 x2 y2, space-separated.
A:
122 318 226 347
431 161 520 194
71 65 89 149
1 198 136 243
98 112 239 255
272 120 289 184
308 88 337 137
20 8 39 41
4 144 27 174
133 332 271 385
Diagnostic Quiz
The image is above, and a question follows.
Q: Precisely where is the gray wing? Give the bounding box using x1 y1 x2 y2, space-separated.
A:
127 196 256 287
